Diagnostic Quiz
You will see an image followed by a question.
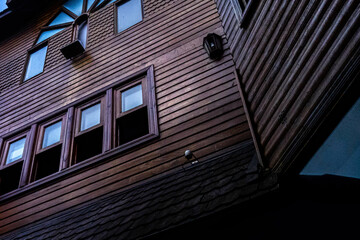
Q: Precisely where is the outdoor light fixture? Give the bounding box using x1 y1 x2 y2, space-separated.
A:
203 33 223 60
184 149 199 165
60 14 88 59
60 40 85 59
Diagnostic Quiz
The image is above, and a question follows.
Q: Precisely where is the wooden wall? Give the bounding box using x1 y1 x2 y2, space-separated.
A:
215 0 360 169
0 0 253 234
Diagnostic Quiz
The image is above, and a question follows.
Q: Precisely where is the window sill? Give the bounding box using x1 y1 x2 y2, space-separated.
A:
0 132 159 204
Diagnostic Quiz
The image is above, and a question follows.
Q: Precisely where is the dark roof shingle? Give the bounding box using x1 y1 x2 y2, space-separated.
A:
0 140 278 240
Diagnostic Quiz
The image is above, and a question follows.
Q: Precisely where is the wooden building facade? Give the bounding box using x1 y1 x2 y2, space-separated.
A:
0 0 359 239
215 0 360 172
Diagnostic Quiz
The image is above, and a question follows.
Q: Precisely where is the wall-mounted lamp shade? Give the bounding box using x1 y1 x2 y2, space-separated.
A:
203 33 224 60
6 137 26 164
24 45 48 81
80 103 101 131
122 84 143 112
49 12 74 26
42 121 62 149
60 40 85 59
117 0 142 32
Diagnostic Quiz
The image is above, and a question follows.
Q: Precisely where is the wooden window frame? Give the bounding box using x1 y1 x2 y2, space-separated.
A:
114 77 147 118
71 96 107 166
114 0 144 34
231 0 255 28
74 97 105 137
36 116 66 154
28 115 68 182
0 65 158 200
114 76 147 147
0 125 37 190
0 132 29 169
21 41 49 83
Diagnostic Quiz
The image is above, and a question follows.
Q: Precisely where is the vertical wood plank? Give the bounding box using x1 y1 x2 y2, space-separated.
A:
147 65 159 136
0 137 3 166
19 124 37 187
60 107 74 170
103 89 113 152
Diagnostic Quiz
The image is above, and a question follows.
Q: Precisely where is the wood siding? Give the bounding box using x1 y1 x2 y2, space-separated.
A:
0 0 253 234
215 0 360 169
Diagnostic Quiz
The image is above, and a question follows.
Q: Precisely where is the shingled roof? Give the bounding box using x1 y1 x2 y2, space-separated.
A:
0 140 278 240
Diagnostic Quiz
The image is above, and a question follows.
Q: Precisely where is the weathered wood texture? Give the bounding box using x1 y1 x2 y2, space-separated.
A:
215 0 360 169
0 0 252 234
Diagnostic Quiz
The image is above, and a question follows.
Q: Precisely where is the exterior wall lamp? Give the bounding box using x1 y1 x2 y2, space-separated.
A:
60 14 89 59
203 33 224 60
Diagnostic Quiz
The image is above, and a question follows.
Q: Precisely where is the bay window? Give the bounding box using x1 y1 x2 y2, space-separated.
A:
0 66 158 197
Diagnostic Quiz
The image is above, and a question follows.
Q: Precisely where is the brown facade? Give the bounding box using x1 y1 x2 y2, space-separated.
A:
215 0 360 171
0 0 254 235
1 0 359 238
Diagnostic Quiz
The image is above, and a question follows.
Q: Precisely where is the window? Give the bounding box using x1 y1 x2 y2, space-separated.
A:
73 98 105 164
23 0 118 81
115 77 148 145
0 0 8 12
24 44 48 81
230 0 254 27
37 28 67 44
6 137 27 164
0 132 29 195
31 117 66 181
116 0 143 32
0 66 158 196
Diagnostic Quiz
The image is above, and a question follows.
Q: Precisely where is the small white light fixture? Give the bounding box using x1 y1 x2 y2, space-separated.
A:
184 149 198 165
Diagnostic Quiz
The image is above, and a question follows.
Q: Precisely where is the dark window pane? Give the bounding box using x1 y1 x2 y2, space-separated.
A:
121 84 142 112
0 162 22 195
24 45 48 80
6 137 26 164
34 145 61 180
78 21 88 48
80 103 101 131
75 127 103 163
301 96 360 179
118 107 148 145
117 0 142 32
37 28 65 44
42 121 62 149
49 11 74 26
63 0 83 16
